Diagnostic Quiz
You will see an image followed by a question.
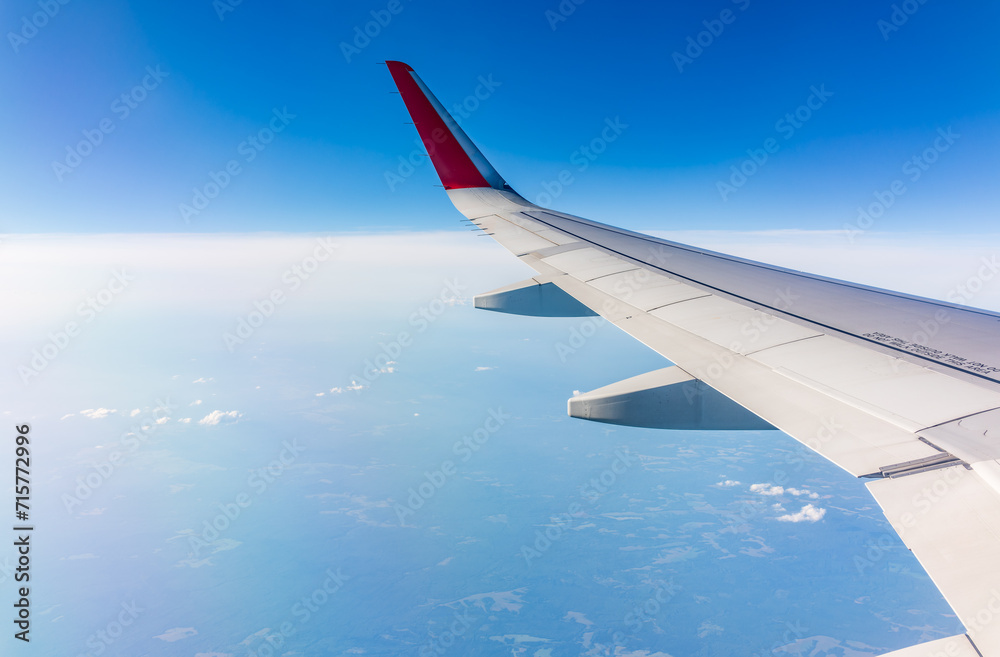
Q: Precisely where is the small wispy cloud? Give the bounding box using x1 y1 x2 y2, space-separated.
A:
192 377 214 384
474 366 495 372
716 479 741 487
80 408 116 419
198 410 243 426
749 483 784 496
189 400 203 406
154 627 197 642
776 504 826 523
786 487 820 499
330 381 366 394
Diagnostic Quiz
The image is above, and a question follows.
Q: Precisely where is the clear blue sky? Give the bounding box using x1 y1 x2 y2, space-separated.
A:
1 0 997 234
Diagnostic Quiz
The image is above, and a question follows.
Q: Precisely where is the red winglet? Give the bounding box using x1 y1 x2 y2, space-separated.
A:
386 61 506 191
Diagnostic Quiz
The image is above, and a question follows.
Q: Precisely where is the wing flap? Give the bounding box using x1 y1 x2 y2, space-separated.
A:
869 464 1000 655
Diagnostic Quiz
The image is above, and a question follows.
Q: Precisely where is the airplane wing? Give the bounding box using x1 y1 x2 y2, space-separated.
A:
386 60 1000 657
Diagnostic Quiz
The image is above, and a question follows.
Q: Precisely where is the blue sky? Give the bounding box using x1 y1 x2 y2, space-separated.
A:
1 0 997 235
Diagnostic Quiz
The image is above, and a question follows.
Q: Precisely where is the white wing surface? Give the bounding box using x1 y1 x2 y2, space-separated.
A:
386 60 1000 656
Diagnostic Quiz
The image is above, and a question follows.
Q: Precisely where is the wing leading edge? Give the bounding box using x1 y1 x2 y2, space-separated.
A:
386 61 1000 657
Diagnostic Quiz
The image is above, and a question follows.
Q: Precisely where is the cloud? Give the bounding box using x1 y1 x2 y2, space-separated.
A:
330 381 366 394
190 400 203 406
786 487 820 499
195 653 232 657
474 366 495 371
192 377 214 384
60 413 74 420
154 627 197 642
198 410 243 426
80 408 116 419
750 483 820 500
178 418 191 423
155 417 169 425
130 409 140 417
777 504 826 523
716 479 741 487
